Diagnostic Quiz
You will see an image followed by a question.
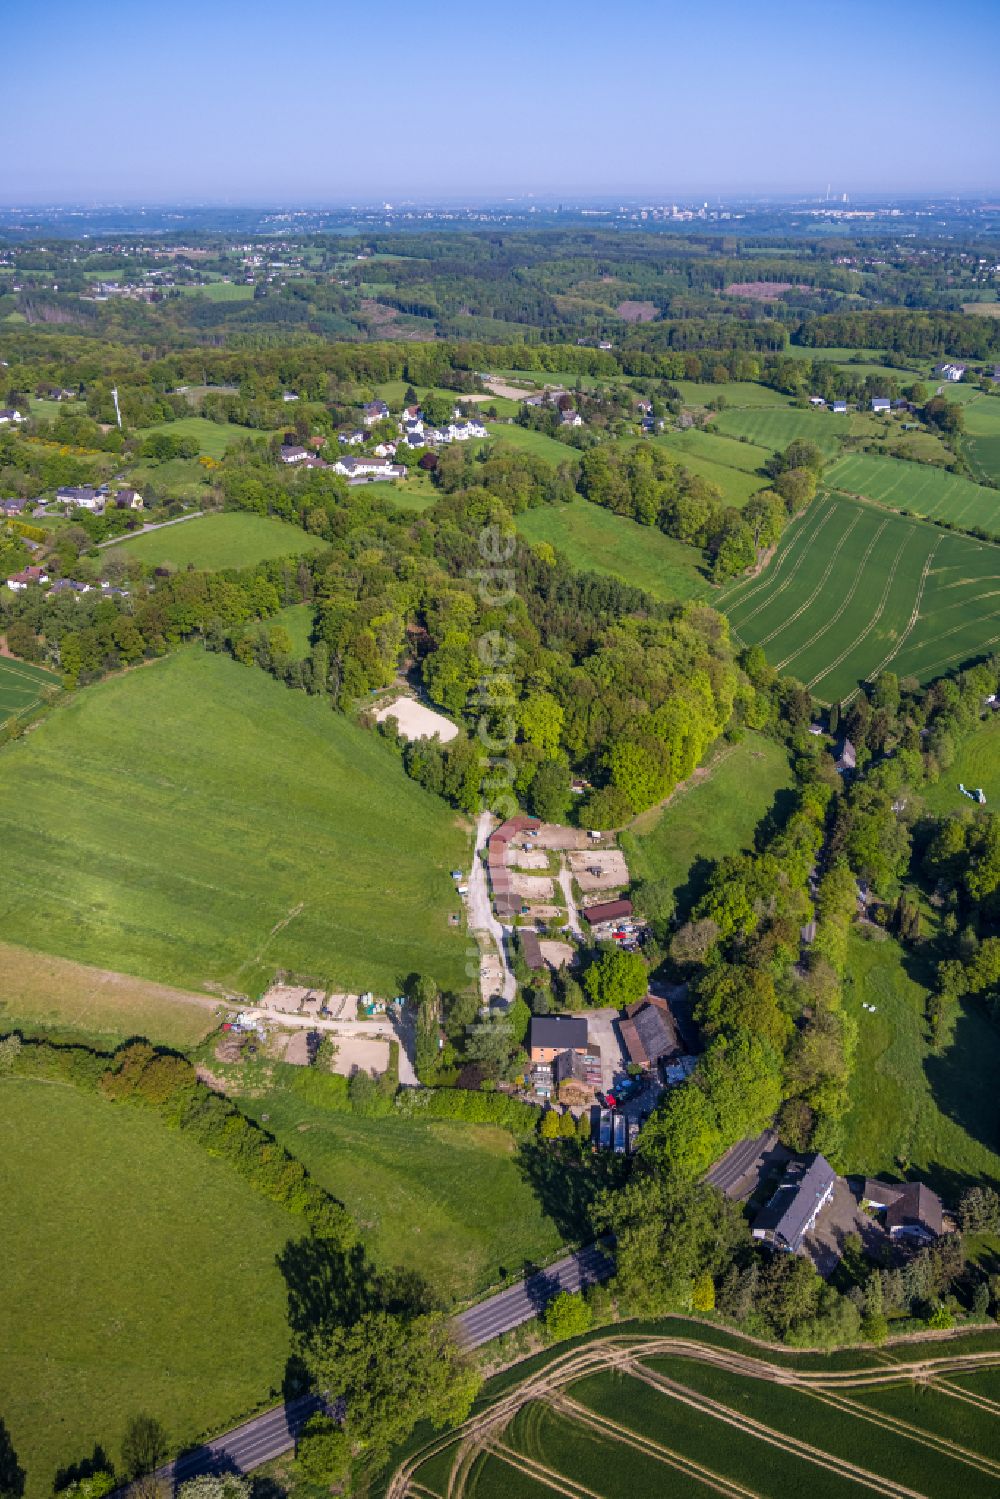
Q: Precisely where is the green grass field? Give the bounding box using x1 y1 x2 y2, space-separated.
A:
648 437 768 508
715 493 1000 702
657 427 771 474
108 512 328 569
177 281 255 301
516 499 707 603
828 452 1000 531
262 602 315 657
0 655 60 730
841 931 1000 1189
485 423 579 464
0 650 471 997
621 735 792 922
239 1078 566 1303
137 416 267 459
961 394 1000 485
388 1323 1000 1499
921 715 1000 815
0 1077 294 1499
674 380 793 409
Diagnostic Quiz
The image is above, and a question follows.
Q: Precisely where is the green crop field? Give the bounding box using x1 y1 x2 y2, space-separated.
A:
715 494 1000 703
0 1077 294 1499
621 734 792 922
516 499 707 603
239 1076 567 1303
674 380 793 408
921 716 1000 815
386 1323 1000 1499
841 932 1000 1188
962 395 1000 485
712 406 854 459
0 655 60 730
828 452 1000 531
0 650 471 997
108 512 328 569
137 415 267 459
657 427 771 474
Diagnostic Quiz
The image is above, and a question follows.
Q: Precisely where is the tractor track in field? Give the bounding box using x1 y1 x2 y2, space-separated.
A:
715 502 825 611
857 537 942 691
723 502 836 626
774 518 889 671
386 1333 1000 1499
804 527 910 690
756 511 863 646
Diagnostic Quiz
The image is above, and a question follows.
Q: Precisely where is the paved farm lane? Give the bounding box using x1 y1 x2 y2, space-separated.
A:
96 510 204 547
468 810 516 1005
453 1240 615 1349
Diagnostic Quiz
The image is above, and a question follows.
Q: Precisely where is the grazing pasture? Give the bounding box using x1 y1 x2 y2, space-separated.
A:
621 735 793 922
516 498 707 603
657 426 771 474
712 406 852 458
648 437 768 508
485 422 579 464
841 932 1000 1190
239 1077 567 1303
0 650 471 997
828 452 1000 531
920 715 1000 815
108 511 328 569
0 1078 294 1499
674 380 793 409
0 654 59 729
137 415 266 459
962 395 1000 485
716 493 1000 702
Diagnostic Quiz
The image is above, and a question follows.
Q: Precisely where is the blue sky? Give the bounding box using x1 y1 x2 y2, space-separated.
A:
5 0 999 203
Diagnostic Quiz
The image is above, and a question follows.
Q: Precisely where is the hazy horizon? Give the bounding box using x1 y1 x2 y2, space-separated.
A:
6 0 1000 205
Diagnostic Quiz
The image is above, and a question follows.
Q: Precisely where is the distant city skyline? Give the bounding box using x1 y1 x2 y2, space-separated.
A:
6 0 999 204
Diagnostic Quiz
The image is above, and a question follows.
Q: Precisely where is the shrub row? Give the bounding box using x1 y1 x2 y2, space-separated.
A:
395 1086 540 1137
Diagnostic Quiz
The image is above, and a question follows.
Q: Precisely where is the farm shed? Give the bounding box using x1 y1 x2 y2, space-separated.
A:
520 929 545 972
620 995 679 1071
583 898 633 926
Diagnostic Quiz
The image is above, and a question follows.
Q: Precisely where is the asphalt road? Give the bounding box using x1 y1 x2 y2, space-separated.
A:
142 1241 616 1488
453 1240 615 1349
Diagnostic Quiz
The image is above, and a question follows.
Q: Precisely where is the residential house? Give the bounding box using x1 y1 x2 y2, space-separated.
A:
871 397 891 414
372 441 398 458
402 431 425 450
834 738 857 774
933 362 966 382
338 429 367 446
619 995 679 1072
528 1015 588 1065
560 409 584 427
752 1154 837 1254
0 409 25 424
361 399 390 427
6 565 49 592
832 400 848 414
282 390 299 402
333 455 405 482
279 444 309 465
1 497 27 517
809 395 826 406
113 488 143 510
862 1180 943 1242
57 485 102 511
598 340 613 351
553 1046 603 1103
47 578 89 596
446 419 486 442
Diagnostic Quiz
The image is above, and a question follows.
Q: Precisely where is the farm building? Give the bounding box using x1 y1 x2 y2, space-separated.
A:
752 1153 837 1254
832 400 847 413
862 1179 943 1242
520 929 545 972
583 898 633 927
871 398 891 414
529 1015 588 1064
620 994 679 1071
560 409 584 427
488 815 541 919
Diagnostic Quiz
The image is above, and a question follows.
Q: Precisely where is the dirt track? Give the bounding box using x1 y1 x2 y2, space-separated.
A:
386 1332 1000 1499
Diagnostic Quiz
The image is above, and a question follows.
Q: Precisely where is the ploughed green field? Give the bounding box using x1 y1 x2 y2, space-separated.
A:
962 394 1000 485
388 1324 1000 1499
239 1076 567 1304
0 650 471 997
841 932 1000 1190
516 498 707 603
712 406 858 459
621 734 792 922
921 715 1000 815
716 493 1000 702
0 654 60 729
828 452 1000 531
137 415 267 459
0 1078 295 1499
108 511 328 569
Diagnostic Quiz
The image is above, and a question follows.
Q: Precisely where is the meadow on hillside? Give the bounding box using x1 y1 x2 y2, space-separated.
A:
109 511 328 569
516 498 707 603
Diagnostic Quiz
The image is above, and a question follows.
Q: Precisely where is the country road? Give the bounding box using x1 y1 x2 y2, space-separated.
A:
141 1241 616 1489
96 510 204 548
468 810 515 1004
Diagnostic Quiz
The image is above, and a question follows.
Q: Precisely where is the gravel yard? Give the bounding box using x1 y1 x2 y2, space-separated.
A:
373 695 458 743
568 848 629 891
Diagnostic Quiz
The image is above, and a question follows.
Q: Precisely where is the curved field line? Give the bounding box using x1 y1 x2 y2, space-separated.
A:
934 1376 1000 1417
388 1332 1000 1499
488 1438 605 1499
795 1381 1000 1480
898 605 1000 660
859 537 942 686
718 501 835 615
805 529 912 691
775 519 892 672
727 504 840 631
756 511 863 646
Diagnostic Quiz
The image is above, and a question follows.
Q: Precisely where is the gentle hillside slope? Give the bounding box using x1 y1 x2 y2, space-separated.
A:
108 511 328 570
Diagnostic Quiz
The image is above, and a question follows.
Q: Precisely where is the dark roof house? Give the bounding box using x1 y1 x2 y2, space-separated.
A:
835 738 856 774
752 1153 837 1254
529 1016 588 1059
862 1179 943 1241
520 929 545 972
583 898 633 926
620 995 679 1070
